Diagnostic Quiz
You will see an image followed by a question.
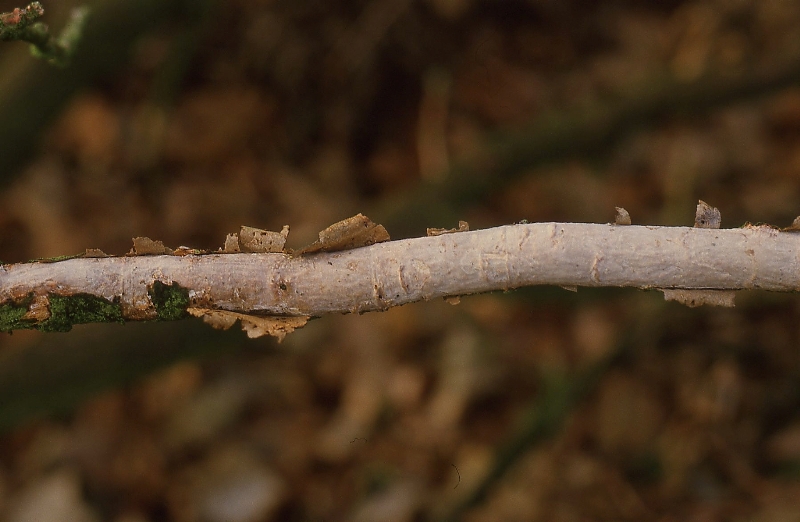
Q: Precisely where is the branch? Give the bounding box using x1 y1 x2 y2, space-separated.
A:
0 2 89 66
2 207 800 339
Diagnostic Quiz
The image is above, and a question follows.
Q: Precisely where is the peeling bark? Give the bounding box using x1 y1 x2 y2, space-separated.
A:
2 221 800 336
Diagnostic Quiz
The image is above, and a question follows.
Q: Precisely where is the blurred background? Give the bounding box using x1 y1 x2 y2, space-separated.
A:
2 0 800 520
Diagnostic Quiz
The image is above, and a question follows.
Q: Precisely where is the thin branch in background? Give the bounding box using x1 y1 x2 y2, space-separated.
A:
438 295 667 522
0 2 89 67
375 57 800 236
440 361 612 522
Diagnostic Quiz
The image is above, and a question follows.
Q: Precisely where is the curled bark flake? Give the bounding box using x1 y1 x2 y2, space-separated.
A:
614 207 631 225
295 214 389 255
783 216 800 232
222 233 241 253
172 246 205 256
427 221 470 236
661 289 735 308
83 248 109 258
187 308 309 342
695 200 721 229
130 237 173 255
240 315 308 341
23 294 50 321
187 307 237 329
239 225 289 253
743 222 780 234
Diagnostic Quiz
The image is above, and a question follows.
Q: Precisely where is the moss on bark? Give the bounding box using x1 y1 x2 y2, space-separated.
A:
147 281 190 321
38 294 124 332
0 298 35 332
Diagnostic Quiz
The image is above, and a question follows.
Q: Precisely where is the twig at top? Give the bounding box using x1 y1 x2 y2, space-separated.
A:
0 2 89 66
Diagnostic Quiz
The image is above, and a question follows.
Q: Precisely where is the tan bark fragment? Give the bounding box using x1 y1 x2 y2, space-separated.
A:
661 289 735 308
783 216 800 232
23 294 51 321
695 200 721 229
131 237 173 255
223 234 241 253
187 308 309 342
427 221 470 236
239 225 289 253
296 214 389 255
614 207 631 226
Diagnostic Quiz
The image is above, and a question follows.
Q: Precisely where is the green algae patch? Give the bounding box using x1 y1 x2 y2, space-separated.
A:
1 294 124 333
38 294 125 332
0 300 36 332
148 281 190 321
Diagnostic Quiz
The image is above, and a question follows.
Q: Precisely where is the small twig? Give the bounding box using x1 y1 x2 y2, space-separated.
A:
0 2 89 66
0 2 42 33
